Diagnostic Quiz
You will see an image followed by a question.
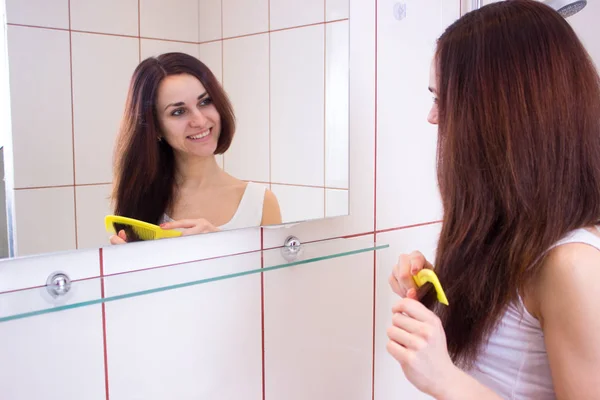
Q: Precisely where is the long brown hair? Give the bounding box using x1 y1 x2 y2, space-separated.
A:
421 0 600 368
111 52 235 228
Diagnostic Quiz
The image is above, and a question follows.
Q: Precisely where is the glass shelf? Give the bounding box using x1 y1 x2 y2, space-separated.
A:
0 237 388 323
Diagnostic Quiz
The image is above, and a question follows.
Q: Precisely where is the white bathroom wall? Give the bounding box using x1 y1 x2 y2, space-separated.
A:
0 0 470 399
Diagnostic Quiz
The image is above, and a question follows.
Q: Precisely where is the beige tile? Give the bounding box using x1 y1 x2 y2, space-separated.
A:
222 0 268 38
103 252 262 399
71 33 139 185
222 34 270 182
264 235 374 400
7 26 74 188
325 188 349 218
140 0 199 42
198 41 223 83
269 0 324 30
6 0 69 29
270 25 325 187
70 0 138 36
14 187 76 256
199 0 222 42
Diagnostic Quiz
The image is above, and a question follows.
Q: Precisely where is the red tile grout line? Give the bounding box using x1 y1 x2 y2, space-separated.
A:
99 248 110 400
14 182 113 190
372 0 379 397
0 220 443 297
67 0 79 250
260 227 266 400
268 0 272 193
6 19 349 46
12 181 348 191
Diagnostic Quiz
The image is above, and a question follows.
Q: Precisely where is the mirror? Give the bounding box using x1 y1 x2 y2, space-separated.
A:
0 0 349 257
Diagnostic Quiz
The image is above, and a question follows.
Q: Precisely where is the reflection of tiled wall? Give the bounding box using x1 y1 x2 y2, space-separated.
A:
4 0 349 257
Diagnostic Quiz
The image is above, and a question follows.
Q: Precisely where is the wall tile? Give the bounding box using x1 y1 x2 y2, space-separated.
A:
5 0 69 29
263 0 375 246
376 0 444 231
103 252 262 399
141 38 200 60
140 0 199 42
374 223 441 400
327 0 349 21
264 235 374 399
0 306 106 400
326 188 349 218
70 0 138 36
199 41 223 83
325 20 349 189
14 187 76 257
71 33 139 185
199 0 222 42
269 0 324 31
271 184 324 224
7 26 73 188
222 0 268 38
75 184 113 250
222 34 270 183
270 25 325 187
102 227 260 275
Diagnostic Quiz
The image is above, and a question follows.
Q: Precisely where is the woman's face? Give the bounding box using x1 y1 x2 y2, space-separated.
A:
156 73 221 158
427 59 439 125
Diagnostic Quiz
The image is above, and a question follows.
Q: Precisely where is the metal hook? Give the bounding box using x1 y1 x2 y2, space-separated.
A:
46 271 71 298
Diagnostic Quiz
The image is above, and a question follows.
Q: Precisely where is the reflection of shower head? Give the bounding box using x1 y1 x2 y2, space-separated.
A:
544 0 587 18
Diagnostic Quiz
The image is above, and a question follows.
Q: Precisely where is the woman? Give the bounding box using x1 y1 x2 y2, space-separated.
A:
110 52 281 244
387 1 600 399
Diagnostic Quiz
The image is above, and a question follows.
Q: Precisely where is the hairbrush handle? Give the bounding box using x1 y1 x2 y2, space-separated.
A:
412 269 449 306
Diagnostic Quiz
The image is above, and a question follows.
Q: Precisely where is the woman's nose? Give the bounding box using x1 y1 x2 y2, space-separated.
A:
427 105 439 125
189 109 208 127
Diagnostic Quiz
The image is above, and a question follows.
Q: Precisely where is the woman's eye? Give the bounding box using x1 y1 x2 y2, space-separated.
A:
199 97 213 106
171 108 185 116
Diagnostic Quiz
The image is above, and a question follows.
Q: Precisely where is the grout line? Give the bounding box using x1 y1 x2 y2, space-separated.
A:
260 227 266 400
268 0 272 190
68 0 79 250
14 182 113 191
99 249 111 400
372 0 379 397
323 20 327 219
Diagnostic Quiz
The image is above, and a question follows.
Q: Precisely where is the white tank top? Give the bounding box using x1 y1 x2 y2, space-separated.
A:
159 181 266 231
467 226 600 399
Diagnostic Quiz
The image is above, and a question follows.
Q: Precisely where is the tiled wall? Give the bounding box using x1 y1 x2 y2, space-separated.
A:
4 0 349 257
2 1 598 400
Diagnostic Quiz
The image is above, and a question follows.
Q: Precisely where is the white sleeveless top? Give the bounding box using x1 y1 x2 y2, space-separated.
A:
159 181 266 231
467 226 600 399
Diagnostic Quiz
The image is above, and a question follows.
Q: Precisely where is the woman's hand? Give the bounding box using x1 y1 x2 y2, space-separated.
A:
160 218 220 236
389 251 434 297
386 295 457 399
109 229 128 245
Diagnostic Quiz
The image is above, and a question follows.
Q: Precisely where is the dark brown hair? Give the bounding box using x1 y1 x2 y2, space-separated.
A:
111 52 235 228
421 0 600 368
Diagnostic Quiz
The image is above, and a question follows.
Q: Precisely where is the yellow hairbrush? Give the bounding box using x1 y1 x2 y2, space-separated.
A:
412 269 449 306
105 215 182 241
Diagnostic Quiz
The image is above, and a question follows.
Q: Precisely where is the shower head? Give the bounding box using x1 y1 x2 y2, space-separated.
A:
543 0 587 18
